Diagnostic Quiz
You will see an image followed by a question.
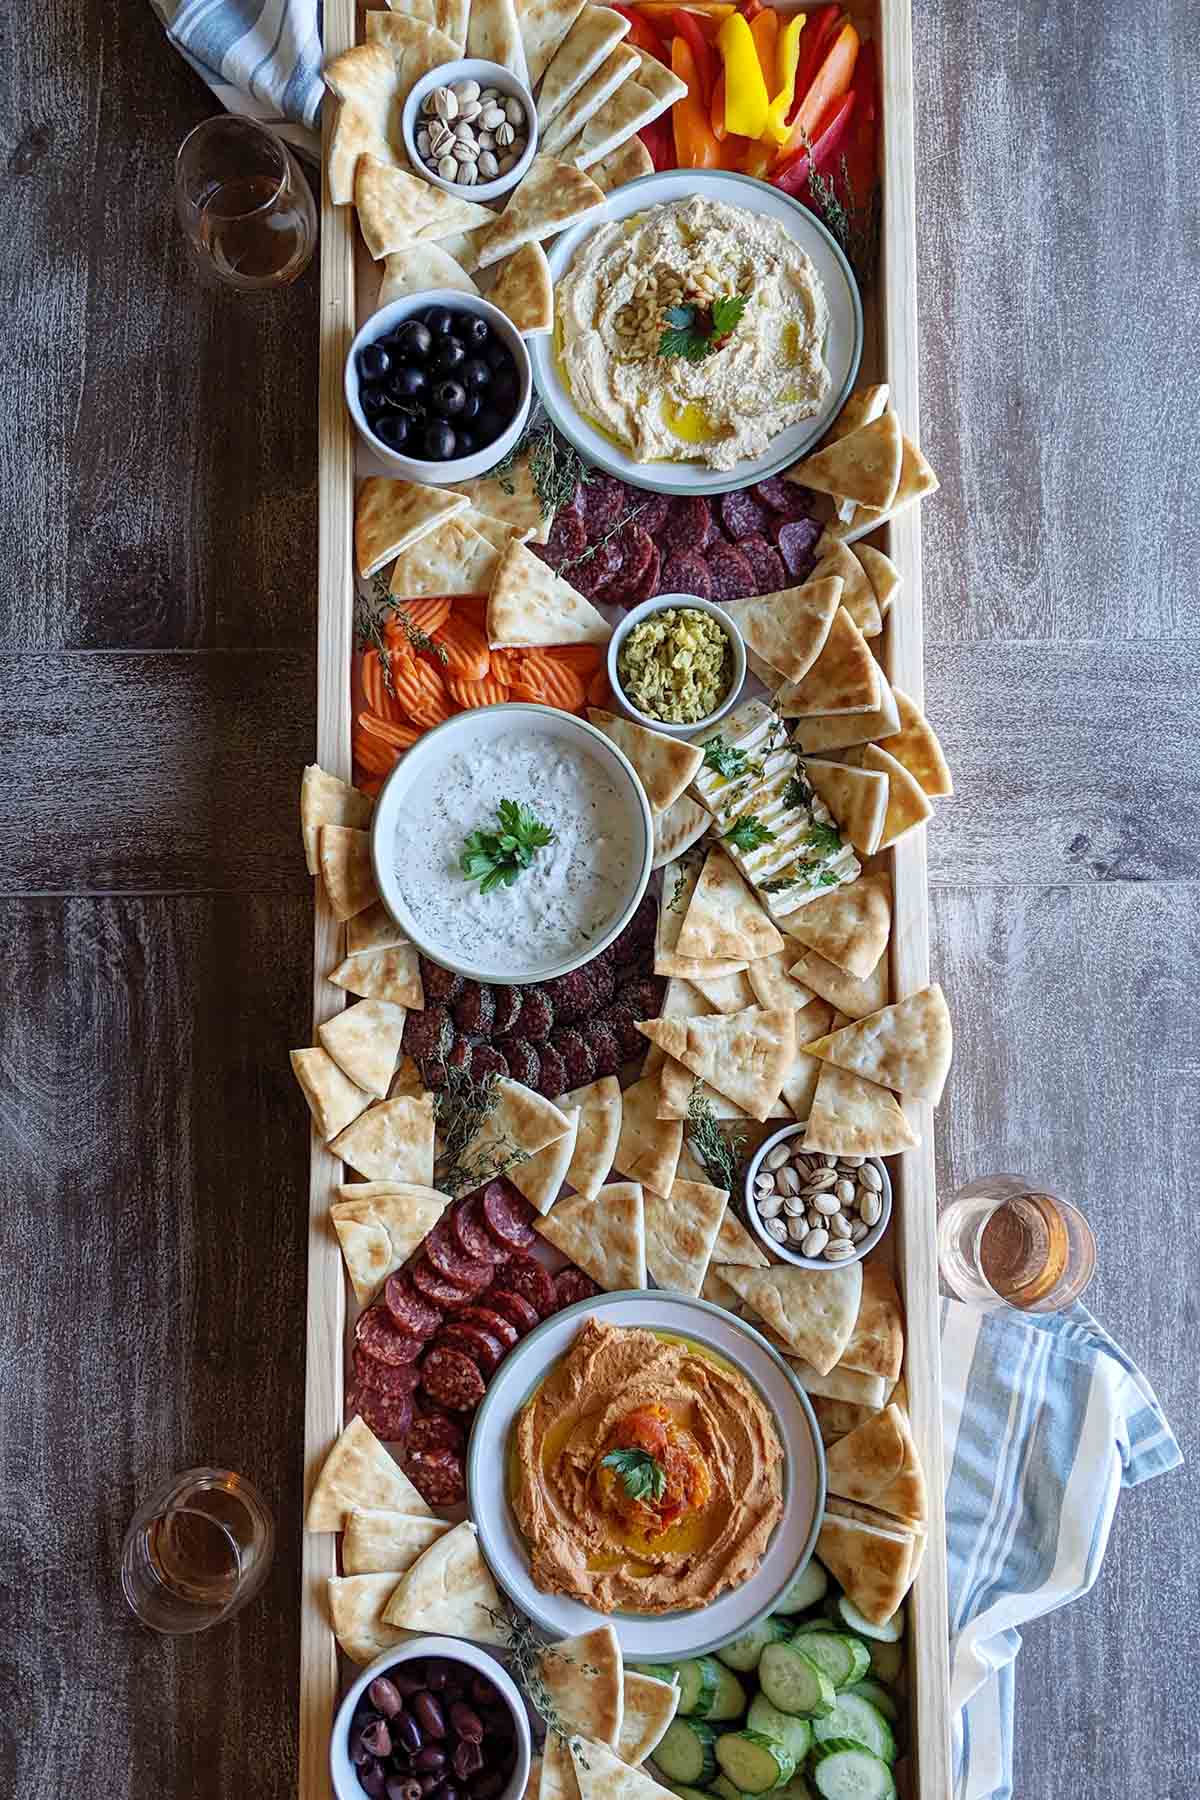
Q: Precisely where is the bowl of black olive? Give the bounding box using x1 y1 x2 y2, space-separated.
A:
331 1639 532 1800
346 291 532 481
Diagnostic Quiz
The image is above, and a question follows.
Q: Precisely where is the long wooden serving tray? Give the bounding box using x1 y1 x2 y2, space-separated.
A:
301 2 952 1793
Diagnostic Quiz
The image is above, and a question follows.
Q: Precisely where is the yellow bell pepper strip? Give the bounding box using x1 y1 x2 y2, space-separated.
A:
672 6 717 104
717 12 769 138
671 34 722 167
762 12 805 144
748 7 778 91
780 17 858 158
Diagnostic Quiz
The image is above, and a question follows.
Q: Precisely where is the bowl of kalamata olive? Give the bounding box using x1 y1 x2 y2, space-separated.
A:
346 291 532 481
331 1639 532 1800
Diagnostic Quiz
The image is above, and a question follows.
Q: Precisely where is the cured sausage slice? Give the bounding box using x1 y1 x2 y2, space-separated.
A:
705 543 757 601
383 1273 444 1338
737 534 787 597
485 1288 540 1335
356 1303 426 1368
659 551 712 600
351 1383 414 1445
424 1219 494 1292
452 1195 510 1266
409 1254 477 1310
500 1256 558 1318
437 1321 506 1375
354 1342 423 1395
554 1268 602 1310
456 1305 519 1350
408 1407 466 1455
719 488 772 543
421 1345 488 1412
404 1444 467 1506
481 1180 537 1252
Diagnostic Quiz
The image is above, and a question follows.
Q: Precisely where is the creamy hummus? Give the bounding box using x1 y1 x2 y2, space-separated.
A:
510 1316 785 1613
556 197 831 472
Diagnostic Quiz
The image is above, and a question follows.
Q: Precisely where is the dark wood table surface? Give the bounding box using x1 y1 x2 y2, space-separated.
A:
2 2 1195 1794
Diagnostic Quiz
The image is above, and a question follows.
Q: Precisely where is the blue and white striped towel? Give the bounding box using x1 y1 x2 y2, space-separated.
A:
149 0 324 157
941 1297 1181 1799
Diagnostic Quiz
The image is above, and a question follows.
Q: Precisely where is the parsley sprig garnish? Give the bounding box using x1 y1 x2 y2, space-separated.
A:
703 734 750 779
659 293 750 362
724 813 776 853
601 1447 667 1504
783 773 813 810
461 799 555 895
803 820 843 858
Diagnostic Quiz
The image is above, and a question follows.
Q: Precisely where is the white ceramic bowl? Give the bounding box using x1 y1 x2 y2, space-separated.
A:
530 168 864 496
330 1637 532 1800
466 1289 826 1658
403 59 538 204
744 1121 893 1269
370 703 654 986
345 291 532 482
607 594 747 740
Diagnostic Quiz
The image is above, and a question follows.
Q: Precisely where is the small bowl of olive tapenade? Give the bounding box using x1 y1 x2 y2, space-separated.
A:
607 594 746 739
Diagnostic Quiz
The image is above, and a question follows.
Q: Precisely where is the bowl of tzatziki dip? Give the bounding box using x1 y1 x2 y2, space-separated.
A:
370 705 654 986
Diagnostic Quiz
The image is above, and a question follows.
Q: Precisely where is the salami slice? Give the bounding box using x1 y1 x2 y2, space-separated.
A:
481 1179 537 1252
554 1268 602 1309
569 537 621 598
456 1305 520 1350
705 543 757 601
409 1253 477 1310
351 1382 413 1444
623 542 661 609
424 1219 494 1292
602 522 655 603
659 551 712 599
485 1288 541 1335
500 1255 558 1318
632 492 670 535
356 1303 427 1368
773 515 823 581
383 1272 445 1338
752 475 800 512
404 1444 467 1506
437 1321 506 1375
421 1345 488 1412
354 1342 423 1395
452 1195 510 1266
719 488 772 542
737 534 787 596
540 508 587 566
579 474 626 533
408 1407 466 1455
660 495 715 556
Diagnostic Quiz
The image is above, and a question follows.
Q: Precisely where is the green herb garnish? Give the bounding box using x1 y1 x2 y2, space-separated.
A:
703 735 749 779
491 421 592 520
461 799 555 894
803 820 843 858
760 875 799 894
659 293 750 362
667 867 690 914
686 1083 746 1194
601 1447 667 1503
724 813 776 853
783 773 813 810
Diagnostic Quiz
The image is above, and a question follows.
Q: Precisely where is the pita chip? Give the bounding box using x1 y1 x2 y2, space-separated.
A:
379 243 479 307
520 0 590 85
540 44 640 155
773 607 880 716
630 46 689 110
328 96 396 208
348 899 409 956
562 1075 622 1199
676 847 783 962
567 78 671 170
389 516 501 599
612 1075 683 1194
702 1266 747 1311
537 1181 647 1289
291 1046 371 1142
654 854 747 980
365 10 463 68
815 1511 915 1625
488 538 612 645
319 999 407 1098
642 977 710 1077
719 1261 862 1373
537 6 632 128
779 996 836 1118
320 824 379 921
331 942 425 1009
301 765 373 874
855 543 902 615
803 1054 918 1158
462 1078 572 1174
819 383 890 448
881 688 954 797
511 1107 580 1214
788 669 901 750
714 1204 769 1267
840 1261 904 1384
860 742 934 849
307 1414 432 1530
389 1055 427 1101
806 540 881 639
343 1507 453 1575
467 0 528 79
746 950 813 1011
789 410 903 512
652 794 710 870
384 0 470 52
458 506 517 553
328 1573 412 1665
541 1731 581 1800
382 1519 507 1642
476 155 605 268
454 456 550 543
826 435 940 542
331 1093 437 1183
801 758 888 859
637 1006 795 1123
787 870 892 980
537 1625 624 1745
787 944 888 1020
488 241 554 335
786 1357 888 1408
657 1054 772 1123
587 708 703 814
617 1671 679 1765
803 983 953 1105
355 156 495 259
572 1738 680 1800
687 966 756 1014
721 577 842 684
356 476 469 578
643 1177 728 1294
589 132 654 192
811 1397 882 1446
330 1182 448 1305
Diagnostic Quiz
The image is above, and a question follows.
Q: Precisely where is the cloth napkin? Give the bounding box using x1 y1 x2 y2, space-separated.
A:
149 0 324 157
941 1296 1181 1800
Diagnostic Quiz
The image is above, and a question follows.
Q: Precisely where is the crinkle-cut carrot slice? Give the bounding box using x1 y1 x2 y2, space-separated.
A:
384 596 452 642
358 710 421 751
390 655 455 729
488 646 527 684
430 614 490 682
353 722 398 776
361 647 411 722
586 665 614 709
355 774 385 799
446 672 510 709
509 651 587 713
455 594 488 628
543 643 605 675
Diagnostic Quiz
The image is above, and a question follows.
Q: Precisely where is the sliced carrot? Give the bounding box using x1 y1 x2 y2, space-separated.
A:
384 596 453 645
389 655 455 730
488 646 528 684
455 594 488 627
361 646 411 722
587 666 615 709
353 725 397 777
358 710 422 751
446 672 511 708
509 652 588 713
543 643 606 675
430 614 491 682
355 774 386 799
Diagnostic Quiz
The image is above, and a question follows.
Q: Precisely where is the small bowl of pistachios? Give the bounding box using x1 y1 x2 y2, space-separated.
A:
402 59 537 205
743 1123 893 1270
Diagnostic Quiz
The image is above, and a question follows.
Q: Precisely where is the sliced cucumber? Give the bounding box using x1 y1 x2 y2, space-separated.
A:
812 1697 896 1766
746 1696 813 1765
758 1642 836 1720
711 1777 747 1800
834 1597 904 1644
809 1741 897 1800
772 1780 815 1800
787 1633 870 1692
656 1720 718 1786
866 1641 904 1687
793 1619 838 1633
717 1617 792 1673
645 1658 740 1720
772 1562 828 1616
715 1731 795 1794
845 1682 899 1726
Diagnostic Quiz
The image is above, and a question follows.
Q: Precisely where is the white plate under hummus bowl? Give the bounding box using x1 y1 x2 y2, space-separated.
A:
466 1289 826 1660
530 170 863 497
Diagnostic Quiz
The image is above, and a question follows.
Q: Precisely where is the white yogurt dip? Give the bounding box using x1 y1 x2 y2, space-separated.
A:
393 727 640 970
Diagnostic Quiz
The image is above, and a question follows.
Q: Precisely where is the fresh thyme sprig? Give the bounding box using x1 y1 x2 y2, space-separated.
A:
433 1065 532 1197
356 575 449 696
561 497 652 572
686 1084 746 1195
483 1605 596 1757
492 420 593 522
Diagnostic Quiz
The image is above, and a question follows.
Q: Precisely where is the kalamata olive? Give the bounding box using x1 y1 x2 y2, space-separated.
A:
395 1713 424 1755
360 1765 388 1798
481 1708 512 1734
351 1730 374 1768
387 1781 423 1800
413 1747 447 1773
362 1720 393 1759
452 1741 485 1780
441 1680 466 1702
413 1692 447 1738
370 1678 405 1719
469 1774 504 1800
470 1678 498 1707
395 1671 427 1695
449 1703 484 1744
418 1778 441 1795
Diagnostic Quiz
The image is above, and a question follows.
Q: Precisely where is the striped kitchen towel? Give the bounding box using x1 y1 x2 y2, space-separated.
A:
149 0 324 156
942 1297 1181 1800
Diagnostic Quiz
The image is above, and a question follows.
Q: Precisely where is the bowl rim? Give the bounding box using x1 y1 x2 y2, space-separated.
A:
743 1119 894 1267
401 57 538 204
369 702 655 986
606 593 747 739
344 289 532 483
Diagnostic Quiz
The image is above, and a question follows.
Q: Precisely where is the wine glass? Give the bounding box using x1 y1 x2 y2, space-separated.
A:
175 115 317 293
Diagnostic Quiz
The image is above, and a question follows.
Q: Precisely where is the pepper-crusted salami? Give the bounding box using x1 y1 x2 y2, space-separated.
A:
404 1444 467 1506
419 958 464 1005
421 1345 488 1411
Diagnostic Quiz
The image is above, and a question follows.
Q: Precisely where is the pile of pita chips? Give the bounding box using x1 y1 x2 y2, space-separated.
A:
788 668 901 752
487 537 612 646
815 1506 921 1627
331 1092 438 1183
570 1736 681 1800
456 454 553 544
786 871 891 981
589 133 654 191
787 944 889 1021
675 847 783 962
390 515 503 600
459 1077 573 1174
324 25 458 204
291 1046 373 1142
330 1181 448 1304
654 853 747 982
342 1506 452 1575
637 1005 796 1124
467 0 528 79
378 242 481 306
319 998 408 1098
642 1176 728 1295
802 757 889 859
561 1075 623 1199
307 1415 433 1530
511 1105 581 1213
612 1074 683 1194
520 0 590 86
355 477 469 578
803 983 953 1107
476 155 605 268
382 1518 508 1642
331 939 425 1009
587 708 703 814
790 408 904 519
774 607 880 717
536 5 632 129
857 743 934 848
487 241 554 335
566 63 685 170
880 688 954 797
540 43 640 155
355 156 494 260
536 1181 647 1289
328 1572 413 1664
301 765 373 874
616 1671 679 1765
713 1260 862 1374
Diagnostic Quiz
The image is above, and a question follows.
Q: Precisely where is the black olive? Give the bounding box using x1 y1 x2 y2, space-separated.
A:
434 339 466 374
460 392 482 422
454 428 476 455
485 341 512 372
492 369 518 408
421 420 458 460
462 316 491 348
422 306 457 338
359 343 391 383
390 365 428 401
461 357 491 392
473 408 505 445
431 379 467 416
360 383 390 419
395 319 434 360
375 414 411 451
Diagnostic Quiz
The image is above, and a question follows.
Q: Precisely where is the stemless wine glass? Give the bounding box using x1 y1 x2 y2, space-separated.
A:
174 115 317 292
121 1467 275 1633
937 1173 1097 1313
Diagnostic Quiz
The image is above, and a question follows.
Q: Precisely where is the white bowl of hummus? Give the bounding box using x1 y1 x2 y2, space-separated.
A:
608 595 746 738
530 170 863 495
370 704 653 986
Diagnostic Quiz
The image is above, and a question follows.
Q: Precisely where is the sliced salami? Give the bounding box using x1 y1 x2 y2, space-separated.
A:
659 551 713 599
424 1219 494 1292
481 1179 537 1252
579 474 626 533
623 542 661 609
631 492 670 535
540 508 587 566
404 1444 466 1507
356 1303 427 1368
554 1268 602 1309
383 1273 444 1338
409 1253 477 1310
354 1342 423 1395
705 543 757 601
421 1344 488 1412
774 515 824 581
485 1288 541 1335
408 1406 466 1454
452 1195 510 1266
569 537 621 598
456 1305 520 1350
437 1321 506 1375
660 495 716 556
752 475 800 512
738 533 787 596
499 1256 558 1318
602 522 655 604
351 1382 413 1444
719 488 772 542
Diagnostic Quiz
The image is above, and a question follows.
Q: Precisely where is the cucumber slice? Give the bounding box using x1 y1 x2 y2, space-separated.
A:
708 1665 750 1721
809 1742 897 1800
717 1617 792 1673
711 1777 747 1800
812 1697 896 1766
773 1780 815 1800
656 1720 718 1786
648 1658 735 1719
787 1634 870 1692
793 1619 838 1633
758 1642 836 1720
746 1697 813 1765
835 1597 905 1644
772 1562 828 1616
845 1682 899 1726
715 1731 795 1794
866 1641 904 1687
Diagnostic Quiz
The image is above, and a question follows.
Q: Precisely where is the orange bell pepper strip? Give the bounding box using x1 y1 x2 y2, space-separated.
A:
672 7 717 104
671 34 722 167
717 12 769 138
709 67 727 139
762 13 805 144
748 7 778 90
611 3 669 56
789 3 841 118
780 17 858 158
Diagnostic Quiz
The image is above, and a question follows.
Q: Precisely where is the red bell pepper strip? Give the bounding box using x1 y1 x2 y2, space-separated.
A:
672 7 717 104
788 4 841 122
770 88 853 195
738 0 766 21
611 3 669 57
780 17 858 157
838 38 879 200
671 33 722 166
639 113 675 170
